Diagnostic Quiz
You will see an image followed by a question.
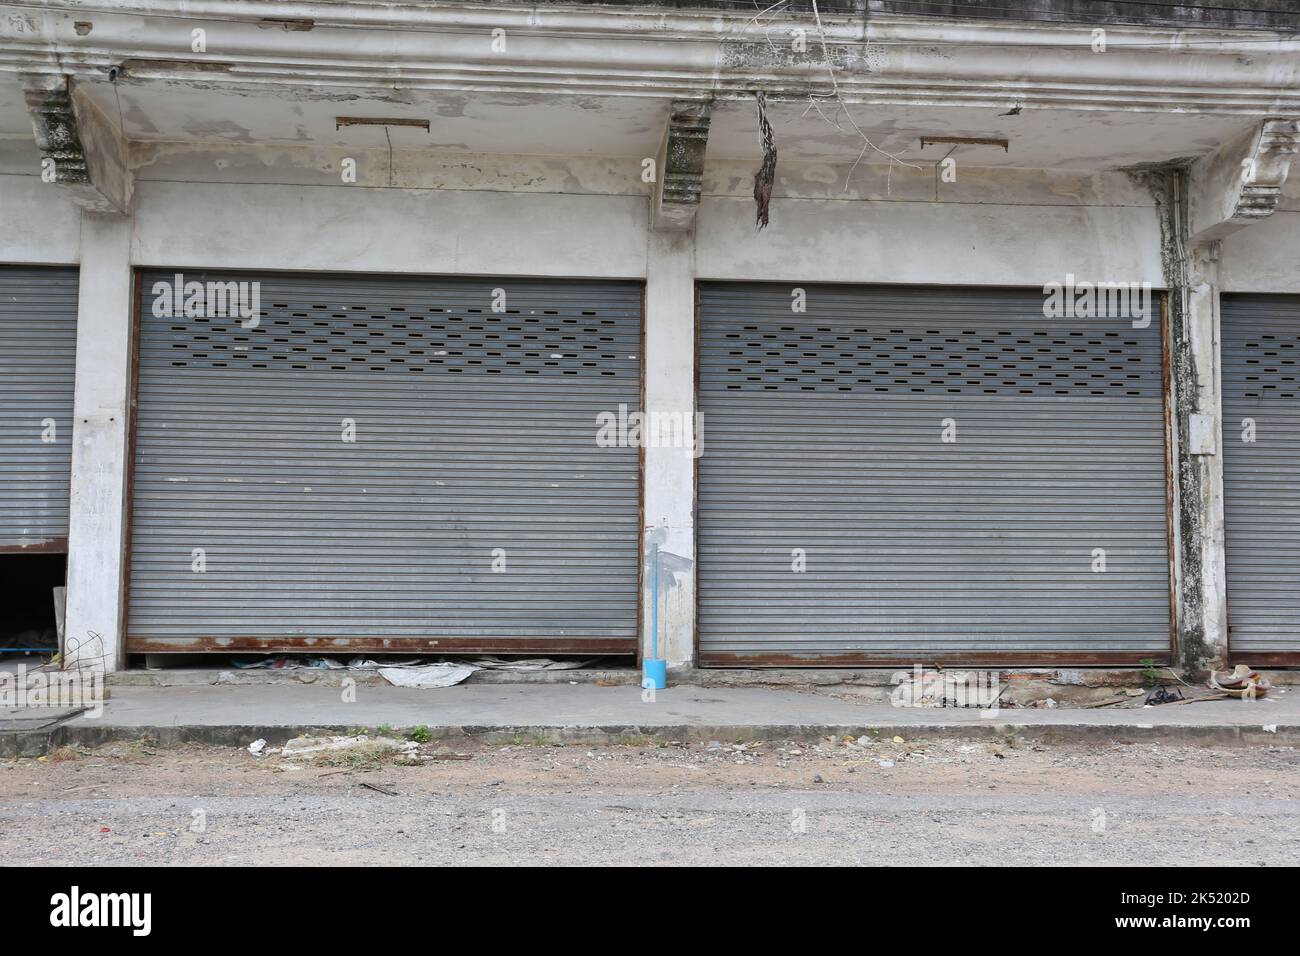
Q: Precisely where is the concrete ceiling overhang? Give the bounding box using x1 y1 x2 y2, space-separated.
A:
1 1 1298 170
0 75 1267 171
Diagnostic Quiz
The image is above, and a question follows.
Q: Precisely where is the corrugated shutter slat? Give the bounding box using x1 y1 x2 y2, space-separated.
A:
697 284 1171 663
1222 294 1300 657
128 271 641 653
0 266 78 549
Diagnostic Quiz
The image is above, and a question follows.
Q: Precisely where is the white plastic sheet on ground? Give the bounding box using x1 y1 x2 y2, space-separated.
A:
377 663 479 688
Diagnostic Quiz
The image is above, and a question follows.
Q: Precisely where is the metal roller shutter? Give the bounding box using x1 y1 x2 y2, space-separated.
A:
697 283 1172 666
0 266 78 552
1222 294 1300 663
128 271 641 654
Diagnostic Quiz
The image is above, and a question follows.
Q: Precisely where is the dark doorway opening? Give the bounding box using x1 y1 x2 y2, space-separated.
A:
0 553 65 653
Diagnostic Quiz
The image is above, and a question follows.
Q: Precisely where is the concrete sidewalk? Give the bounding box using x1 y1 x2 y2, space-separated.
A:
3 682 1298 755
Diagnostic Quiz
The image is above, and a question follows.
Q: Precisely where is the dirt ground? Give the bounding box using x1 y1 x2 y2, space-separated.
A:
2 735 1298 866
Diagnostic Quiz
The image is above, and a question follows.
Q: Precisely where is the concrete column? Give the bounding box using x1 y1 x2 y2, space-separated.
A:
1136 165 1231 674
1171 241 1229 672
641 230 697 671
63 213 134 672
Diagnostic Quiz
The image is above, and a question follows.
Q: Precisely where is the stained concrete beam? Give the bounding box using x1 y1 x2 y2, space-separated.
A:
652 100 710 233
1188 118 1299 243
25 77 132 215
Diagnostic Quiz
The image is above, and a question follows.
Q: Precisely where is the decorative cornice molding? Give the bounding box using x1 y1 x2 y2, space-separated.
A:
1188 117 1298 242
1231 119 1299 227
24 77 132 214
654 100 710 232
25 84 91 185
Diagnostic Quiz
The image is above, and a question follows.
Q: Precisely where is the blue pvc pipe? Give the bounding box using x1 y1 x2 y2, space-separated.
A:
651 541 659 661
643 542 666 689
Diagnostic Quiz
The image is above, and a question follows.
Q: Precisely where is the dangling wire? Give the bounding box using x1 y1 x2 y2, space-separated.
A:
385 126 394 187
109 64 126 135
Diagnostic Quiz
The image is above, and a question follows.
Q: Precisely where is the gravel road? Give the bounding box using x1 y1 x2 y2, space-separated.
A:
2 736 1297 866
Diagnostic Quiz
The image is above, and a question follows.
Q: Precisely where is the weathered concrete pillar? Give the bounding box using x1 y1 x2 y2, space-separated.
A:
1169 232 1229 675
642 229 697 671
1130 166 1226 675
63 214 134 671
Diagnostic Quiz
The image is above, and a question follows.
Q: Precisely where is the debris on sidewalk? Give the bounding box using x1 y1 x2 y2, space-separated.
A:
255 735 423 768
247 738 267 756
216 655 604 685
1144 686 1184 706
429 749 473 761
1208 665 1272 699
469 657 596 671
281 734 417 757
346 658 479 686
377 663 478 688
231 656 345 670
1085 695 1130 708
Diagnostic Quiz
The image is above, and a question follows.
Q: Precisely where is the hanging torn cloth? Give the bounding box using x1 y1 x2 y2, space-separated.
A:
753 91 777 230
